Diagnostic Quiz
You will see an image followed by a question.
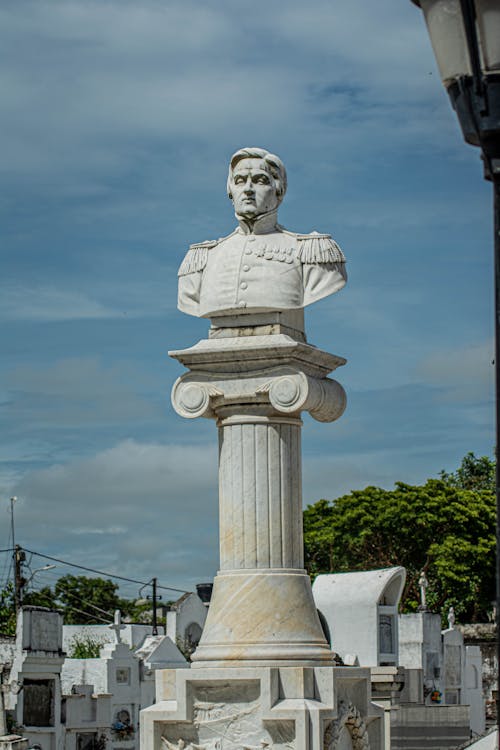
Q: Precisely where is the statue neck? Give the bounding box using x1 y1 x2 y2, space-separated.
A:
235 208 279 235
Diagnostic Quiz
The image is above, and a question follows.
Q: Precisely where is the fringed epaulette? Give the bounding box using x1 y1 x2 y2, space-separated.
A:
296 231 345 264
178 239 217 276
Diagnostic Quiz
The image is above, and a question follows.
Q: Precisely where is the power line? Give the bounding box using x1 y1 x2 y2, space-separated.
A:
60 603 109 625
23 548 190 594
53 584 115 619
28 579 165 628
28 581 113 623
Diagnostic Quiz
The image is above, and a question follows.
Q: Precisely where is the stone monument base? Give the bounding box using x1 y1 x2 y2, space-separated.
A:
141 665 384 749
191 569 333 668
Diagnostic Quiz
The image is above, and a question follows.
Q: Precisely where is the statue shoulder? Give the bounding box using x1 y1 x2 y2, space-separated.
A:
178 239 218 276
178 230 239 276
282 229 345 264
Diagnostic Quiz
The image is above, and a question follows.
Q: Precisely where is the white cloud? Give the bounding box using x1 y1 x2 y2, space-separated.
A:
0 0 454 186
3 357 162 430
0 279 178 322
0 0 494 595
12 439 219 590
0 286 121 322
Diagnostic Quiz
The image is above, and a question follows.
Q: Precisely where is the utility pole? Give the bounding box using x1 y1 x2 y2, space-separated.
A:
142 577 162 635
10 496 16 603
152 577 158 636
14 545 25 612
0 665 7 736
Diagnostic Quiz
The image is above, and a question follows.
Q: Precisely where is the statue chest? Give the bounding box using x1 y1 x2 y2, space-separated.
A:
199 233 303 315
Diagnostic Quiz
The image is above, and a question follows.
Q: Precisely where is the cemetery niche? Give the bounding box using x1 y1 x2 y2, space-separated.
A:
140 148 384 750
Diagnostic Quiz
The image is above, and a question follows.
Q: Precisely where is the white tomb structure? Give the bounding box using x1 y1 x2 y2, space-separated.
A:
62 612 188 750
398 611 444 704
394 610 485 747
165 592 208 656
141 148 384 749
63 623 162 654
2 607 187 750
312 568 406 668
466 645 486 736
6 607 65 750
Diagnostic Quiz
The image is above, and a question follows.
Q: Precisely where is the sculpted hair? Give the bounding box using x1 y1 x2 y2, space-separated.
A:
227 147 287 201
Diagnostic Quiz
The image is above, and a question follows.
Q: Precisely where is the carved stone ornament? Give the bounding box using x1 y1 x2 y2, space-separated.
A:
172 368 346 423
161 739 208 750
324 702 370 750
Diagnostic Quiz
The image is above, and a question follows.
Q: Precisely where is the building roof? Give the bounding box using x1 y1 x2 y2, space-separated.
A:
313 567 406 608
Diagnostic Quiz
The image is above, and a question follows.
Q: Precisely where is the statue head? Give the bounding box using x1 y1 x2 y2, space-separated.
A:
227 147 287 220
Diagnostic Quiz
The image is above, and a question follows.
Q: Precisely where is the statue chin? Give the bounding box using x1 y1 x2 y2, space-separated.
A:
237 208 258 219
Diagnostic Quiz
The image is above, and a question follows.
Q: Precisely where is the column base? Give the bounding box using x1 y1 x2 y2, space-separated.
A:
191 569 333 668
140 665 384 750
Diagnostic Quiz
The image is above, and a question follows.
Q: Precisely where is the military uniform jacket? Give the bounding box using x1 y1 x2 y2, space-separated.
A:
177 211 347 318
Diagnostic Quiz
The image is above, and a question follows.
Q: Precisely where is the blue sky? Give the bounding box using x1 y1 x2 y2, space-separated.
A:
0 0 494 597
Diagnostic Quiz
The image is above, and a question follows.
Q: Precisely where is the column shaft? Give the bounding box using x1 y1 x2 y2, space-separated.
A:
219 417 303 571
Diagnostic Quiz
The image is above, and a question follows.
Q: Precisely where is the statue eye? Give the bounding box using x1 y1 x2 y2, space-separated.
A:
234 176 245 184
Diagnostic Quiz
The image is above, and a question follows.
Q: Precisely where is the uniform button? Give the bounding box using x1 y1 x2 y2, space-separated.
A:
247 236 256 242
238 300 247 308
240 281 248 290
243 264 250 272
244 248 252 255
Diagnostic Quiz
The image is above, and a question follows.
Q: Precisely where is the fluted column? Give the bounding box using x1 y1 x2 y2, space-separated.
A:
219 415 303 571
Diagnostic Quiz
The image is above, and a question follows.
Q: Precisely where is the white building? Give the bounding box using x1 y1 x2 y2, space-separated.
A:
2 607 187 750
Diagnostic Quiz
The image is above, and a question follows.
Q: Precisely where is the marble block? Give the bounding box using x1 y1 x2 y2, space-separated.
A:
141 665 384 750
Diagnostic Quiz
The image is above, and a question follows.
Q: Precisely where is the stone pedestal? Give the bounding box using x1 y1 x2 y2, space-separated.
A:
141 330 384 749
142 665 382 749
170 334 345 669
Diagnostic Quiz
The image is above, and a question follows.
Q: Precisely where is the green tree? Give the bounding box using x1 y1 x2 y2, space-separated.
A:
23 585 58 609
0 574 154 631
304 457 495 624
54 574 124 624
0 582 16 635
440 451 495 492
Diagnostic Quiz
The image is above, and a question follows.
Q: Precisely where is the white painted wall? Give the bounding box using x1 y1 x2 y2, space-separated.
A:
466 645 486 736
165 592 207 651
63 624 162 654
312 567 406 667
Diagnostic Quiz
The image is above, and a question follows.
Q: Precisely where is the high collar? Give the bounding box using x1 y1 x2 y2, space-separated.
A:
236 208 279 235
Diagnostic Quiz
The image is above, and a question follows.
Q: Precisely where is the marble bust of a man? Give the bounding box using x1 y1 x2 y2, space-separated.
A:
177 147 347 319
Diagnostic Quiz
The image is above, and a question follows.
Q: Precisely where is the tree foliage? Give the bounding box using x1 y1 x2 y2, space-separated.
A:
439 451 495 492
54 574 125 624
304 453 496 623
0 582 16 635
0 573 157 632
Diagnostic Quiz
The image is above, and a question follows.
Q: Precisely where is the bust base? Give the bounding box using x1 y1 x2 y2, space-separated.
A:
209 309 306 342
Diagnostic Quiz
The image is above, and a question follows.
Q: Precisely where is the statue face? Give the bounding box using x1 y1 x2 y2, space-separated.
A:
230 158 280 218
